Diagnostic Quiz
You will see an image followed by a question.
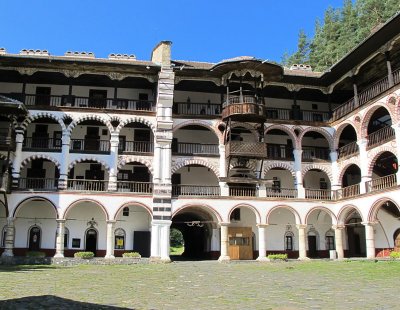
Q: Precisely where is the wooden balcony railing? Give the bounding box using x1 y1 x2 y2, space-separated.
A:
67 179 108 191
394 68 400 85
229 186 257 197
266 187 297 198
302 110 330 122
367 126 395 149
337 141 359 160
226 141 267 158
119 141 153 153
266 108 291 120
116 181 153 194
333 184 360 199
302 147 330 161
174 143 219 155
23 137 62 151
266 144 294 160
305 189 333 200
70 139 110 152
18 178 58 191
222 102 266 121
365 174 397 193
173 102 221 116
172 185 220 196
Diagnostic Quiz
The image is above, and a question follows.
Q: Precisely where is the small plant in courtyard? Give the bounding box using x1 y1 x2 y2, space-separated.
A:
389 251 400 259
74 251 94 259
122 252 141 258
25 251 46 258
267 253 288 261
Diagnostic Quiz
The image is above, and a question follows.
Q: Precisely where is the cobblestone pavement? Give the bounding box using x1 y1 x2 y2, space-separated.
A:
0 260 398 309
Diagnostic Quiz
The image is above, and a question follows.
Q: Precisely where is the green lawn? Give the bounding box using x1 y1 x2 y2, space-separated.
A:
170 245 184 255
0 260 399 309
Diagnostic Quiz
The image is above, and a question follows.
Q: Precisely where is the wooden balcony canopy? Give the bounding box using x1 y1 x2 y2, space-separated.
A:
0 95 27 115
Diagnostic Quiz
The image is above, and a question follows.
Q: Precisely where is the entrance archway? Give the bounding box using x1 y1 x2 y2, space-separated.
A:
28 225 41 251
85 228 97 253
346 214 366 257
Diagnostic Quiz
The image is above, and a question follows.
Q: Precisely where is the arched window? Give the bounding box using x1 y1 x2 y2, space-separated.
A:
114 228 126 250
284 231 294 251
325 229 335 250
122 207 129 217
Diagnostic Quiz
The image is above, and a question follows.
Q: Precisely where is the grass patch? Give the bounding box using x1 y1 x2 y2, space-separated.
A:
170 246 184 255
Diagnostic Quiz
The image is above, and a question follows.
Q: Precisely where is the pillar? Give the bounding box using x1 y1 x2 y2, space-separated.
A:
1 217 15 257
297 224 309 260
363 222 376 259
153 143 162 183
256 224 268 261
54 219 66 258
353 77 359 107
330 151 340 195
219 144 226 178
160 221 171 262
58 133 70 190
357 138 370 194
293 149 304 198
386 51 394 87
108 132 119 191
333 225 345 259
105 220 116 259
11 129 24 189
150 220 171 262
218 222 230 262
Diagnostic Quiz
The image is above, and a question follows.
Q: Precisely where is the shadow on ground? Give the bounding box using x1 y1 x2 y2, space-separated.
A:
0 295 130 309
0 265 57 272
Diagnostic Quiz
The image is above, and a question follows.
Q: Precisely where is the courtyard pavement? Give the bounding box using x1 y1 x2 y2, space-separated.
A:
0 260 398 309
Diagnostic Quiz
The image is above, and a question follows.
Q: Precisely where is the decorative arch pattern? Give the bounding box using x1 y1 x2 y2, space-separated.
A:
266 205 301 225
337 204 364 225
68 157 110 172
333 121 360 149
304 207 337 226
338 161 362 186
13 196 59 219
229 158 257 174
368 197 400 222
118 156 154 174
263 162 296 177
62 198 110 220
299 127 334 150
361 103 396 138
116 117 156 134
173 120 223 144
113 201 153 220
302 164 332 183
265 124 299 149
367 147 397 176
67 114 114 134
21 112 67 132
20 154 61 170
228 203 261 224
171 159 220 177
172 203 223 223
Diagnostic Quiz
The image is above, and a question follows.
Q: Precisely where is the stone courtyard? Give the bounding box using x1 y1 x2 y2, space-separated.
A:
0 260 398 309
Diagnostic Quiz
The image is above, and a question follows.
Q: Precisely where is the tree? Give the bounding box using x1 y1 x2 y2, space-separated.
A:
170 228 184 247
282 30 310 66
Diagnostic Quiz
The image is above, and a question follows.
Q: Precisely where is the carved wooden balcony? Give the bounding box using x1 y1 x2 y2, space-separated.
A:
222 95 266 122
225 141 267 159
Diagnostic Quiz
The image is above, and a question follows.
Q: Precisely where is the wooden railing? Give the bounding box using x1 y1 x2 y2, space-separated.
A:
305 189 333 200
394 68 400 85
67 179 108 191
116 181 153 194
24 94 63 106
229 186 257 197
172 185 220 196
173 102 221 116
334 184 360 199
366 126 395 149
302 147 330 161
222 102 266 120
119 141 153 153
174 143 219 155
225 95 261 106
23 137 62 151
70 139 110 152
265 108 291 120
266 144 294 160
365 174 397 193
266 187 297 198
226 141 267 158
338 141 359 160
302 110 330 122
18 178 58 191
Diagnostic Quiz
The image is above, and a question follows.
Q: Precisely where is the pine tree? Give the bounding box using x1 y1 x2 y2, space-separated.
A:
282 30 310 66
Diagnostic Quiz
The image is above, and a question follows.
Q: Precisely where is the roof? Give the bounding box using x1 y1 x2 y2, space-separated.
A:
0 95 28 115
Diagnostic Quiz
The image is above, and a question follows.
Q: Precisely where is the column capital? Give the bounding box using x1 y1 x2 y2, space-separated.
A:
151 219 172 226
219 222 230 227
257 224 269 228
296 224 307 230
332 225 345 230
106 220 117 225
6 217 15 225
56 219 66 224
361 221 376 227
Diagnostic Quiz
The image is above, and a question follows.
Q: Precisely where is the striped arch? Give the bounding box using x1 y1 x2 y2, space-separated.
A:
62 198 110 220
229 158 257 174
265 124 299 149
116 116 156 134
173 120 223 144
266 205 301 225
228 203 261 224
68 157 110 172
333 121 360 149
20 112 67 132
67 114 114 134
118 157 154 175
113 201 153 220
171 159 219 177
302 164 332 183
13 196 59 219
20 154 61 170
367 147 397 176
229 122 259 141
263 162 296 177
299 127 334 150
368 197 400 222
172 203 223 223
361 103 396 138
338 160 361 185
304 207 337 226
337 204 364 225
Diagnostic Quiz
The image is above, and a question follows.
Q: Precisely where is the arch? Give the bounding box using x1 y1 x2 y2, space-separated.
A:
367 148 397 176
299 127 334 150
334 121 360 149
117 157 154 174
67 114 114 135
113 201 153 220
338 162 362 186
62 198 110 220
13 196 59 219
20 112 67 132
171 159 220 177
68 157 110 172
116 116 156 134
263 162 296 177
20 154 61 171
368 197 400 222
173 120 223 144
265 124 299 149
361 104 395 138
172 203 223 224
302 164 332 183
304 207 337 226
337 204 364 225
227 203 261 224
266 205 301 225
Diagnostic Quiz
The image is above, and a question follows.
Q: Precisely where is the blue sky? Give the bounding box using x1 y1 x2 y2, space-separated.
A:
2 0 344 63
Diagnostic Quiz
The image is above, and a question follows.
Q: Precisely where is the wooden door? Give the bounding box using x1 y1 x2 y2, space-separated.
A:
134 231 151 257
35 87 51 106
29 226 41 251
228 227 253 260
85 229 97 254
308 235 318 258
85 127 100 151
89 89 107 108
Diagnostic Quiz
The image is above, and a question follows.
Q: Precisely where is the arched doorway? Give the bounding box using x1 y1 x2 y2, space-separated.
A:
306 209 335 258
85 228 97 253
346 213 365 257
337 124 358 159
366 107 394 148
394 229 400 252
28 226 41 251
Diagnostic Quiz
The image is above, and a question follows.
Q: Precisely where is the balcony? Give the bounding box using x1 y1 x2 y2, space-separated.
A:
67 179 109 192
70 139 110 153
365 174 397 193
337 141 359 160
265 108 329 123
116 181 153 194
366 126 395 149
302 147 330 162
305 189 333 200
229 186 257 197
173 102 221 116
23 137 62 152
333 184 360 199
118 141 154 154
172 185 220 197
226 141 267 159
173 143 219 156
266 187 297 198
18 178 58 191
222 95 266 122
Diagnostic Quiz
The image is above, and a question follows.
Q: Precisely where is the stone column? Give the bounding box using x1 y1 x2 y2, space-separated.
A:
160 221 171 262
153 143 162 183
150 220 171 262
1 217 15 257
256 224 268 261
330 151 340 198
297 224 309 260
219 144 226 178
218 222 230 262
150 222 160 258
12 129 24 189
58 134 70 190
357 139 370 194
108 133 119 191
293 149 304 198
54 219 66 258
333 225 345 259
105 220 116 259
161 142 172 183
363 222 376 259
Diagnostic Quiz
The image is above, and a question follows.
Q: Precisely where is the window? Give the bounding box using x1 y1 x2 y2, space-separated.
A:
285 232 294 251
230 208 241 221
325 230 335 250
72 238 81 248
114 228 125 250
64 228 69 249
272 178 281 193
122 207 129 216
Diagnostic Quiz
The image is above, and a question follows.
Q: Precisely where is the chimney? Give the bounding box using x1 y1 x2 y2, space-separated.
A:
151 41 172 66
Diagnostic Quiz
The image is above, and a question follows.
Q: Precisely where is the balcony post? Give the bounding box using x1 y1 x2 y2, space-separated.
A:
153 143 161 183
330 150 341 192
352 76 359 107
391 124 400 183
58 133 70 190
293 149 304 198
332 225 345 259
356 138 370 194
108 132 119 191
219 144 226 178
385 51 394 88
11 129 24 189
105 220 116 259
218 222 230 262
257 184 266 197
363 222 376 259
297 224 309 260
1 217 15 257
54 219 66 258
256 224 268 261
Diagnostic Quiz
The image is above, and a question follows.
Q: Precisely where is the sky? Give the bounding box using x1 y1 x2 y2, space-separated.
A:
2 0 345 64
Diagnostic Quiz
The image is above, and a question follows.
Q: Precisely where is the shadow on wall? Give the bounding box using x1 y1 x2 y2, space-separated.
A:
0 295 129 309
